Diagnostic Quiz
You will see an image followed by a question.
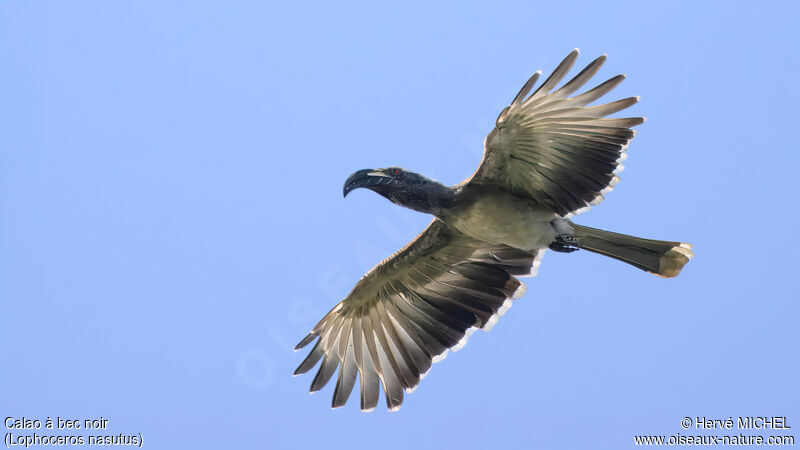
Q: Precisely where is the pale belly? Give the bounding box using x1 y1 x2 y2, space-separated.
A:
442 192 563 251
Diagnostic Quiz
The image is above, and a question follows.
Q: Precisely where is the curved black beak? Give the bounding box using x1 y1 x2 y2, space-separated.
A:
342 169 392 197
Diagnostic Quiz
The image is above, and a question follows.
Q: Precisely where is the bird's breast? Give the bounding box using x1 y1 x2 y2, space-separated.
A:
441 191 558 251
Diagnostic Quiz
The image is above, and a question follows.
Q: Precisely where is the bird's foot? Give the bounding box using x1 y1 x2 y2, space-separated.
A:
549 234 581 253
549 242 579 253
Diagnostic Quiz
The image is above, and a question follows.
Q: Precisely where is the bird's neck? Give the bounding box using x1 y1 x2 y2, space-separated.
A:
388 182 457 216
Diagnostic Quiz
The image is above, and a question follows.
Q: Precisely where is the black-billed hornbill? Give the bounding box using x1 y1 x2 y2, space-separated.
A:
294 49 693 411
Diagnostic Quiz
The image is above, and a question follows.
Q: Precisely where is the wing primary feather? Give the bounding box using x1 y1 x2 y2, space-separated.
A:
332 323 358 408
357 315 381 411
309 318 345 392
376 300 421 383
582 96 639 117
369 307 415 390
511 71 541 106
373 332 404 411
353 318 365 374
359 344 380 411
383 302 433 374
361 314 385 378
310 353 339 393
337 317 353 361
295 332 318 350
525 49 579 104
553 54 606 97
569 74 626 106
294 338 323 376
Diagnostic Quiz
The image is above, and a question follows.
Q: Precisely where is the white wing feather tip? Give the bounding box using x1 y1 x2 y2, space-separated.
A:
482 315 499 332
482 298 514 333
498 299 513 316
431 349 449 364
527 250 546 277
565 205 591 218
512 282 527 299
452 333 471 352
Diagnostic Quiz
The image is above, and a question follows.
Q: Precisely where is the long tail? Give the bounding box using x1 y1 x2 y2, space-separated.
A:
568 221 693 278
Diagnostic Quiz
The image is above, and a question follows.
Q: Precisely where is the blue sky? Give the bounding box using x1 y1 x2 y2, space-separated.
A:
1 1 798 449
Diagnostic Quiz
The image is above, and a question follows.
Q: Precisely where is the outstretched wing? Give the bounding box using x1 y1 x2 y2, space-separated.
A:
294 219 540 411
468 49 644 216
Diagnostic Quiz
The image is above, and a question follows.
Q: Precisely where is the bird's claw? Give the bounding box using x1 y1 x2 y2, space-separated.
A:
549 234 581 253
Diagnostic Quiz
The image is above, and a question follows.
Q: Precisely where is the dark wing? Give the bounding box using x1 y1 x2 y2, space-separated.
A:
293 219 540 411
467 49 644 216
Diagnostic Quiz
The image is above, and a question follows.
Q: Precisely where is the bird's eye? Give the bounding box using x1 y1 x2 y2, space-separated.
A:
392 169 400 176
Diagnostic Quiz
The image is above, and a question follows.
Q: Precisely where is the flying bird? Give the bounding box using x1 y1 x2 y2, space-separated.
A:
293 49 693 411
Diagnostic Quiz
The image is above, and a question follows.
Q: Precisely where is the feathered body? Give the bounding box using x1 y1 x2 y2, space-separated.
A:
444 184 561 251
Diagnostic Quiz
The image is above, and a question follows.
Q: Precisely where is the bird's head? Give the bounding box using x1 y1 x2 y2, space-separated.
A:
342 167 455 215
